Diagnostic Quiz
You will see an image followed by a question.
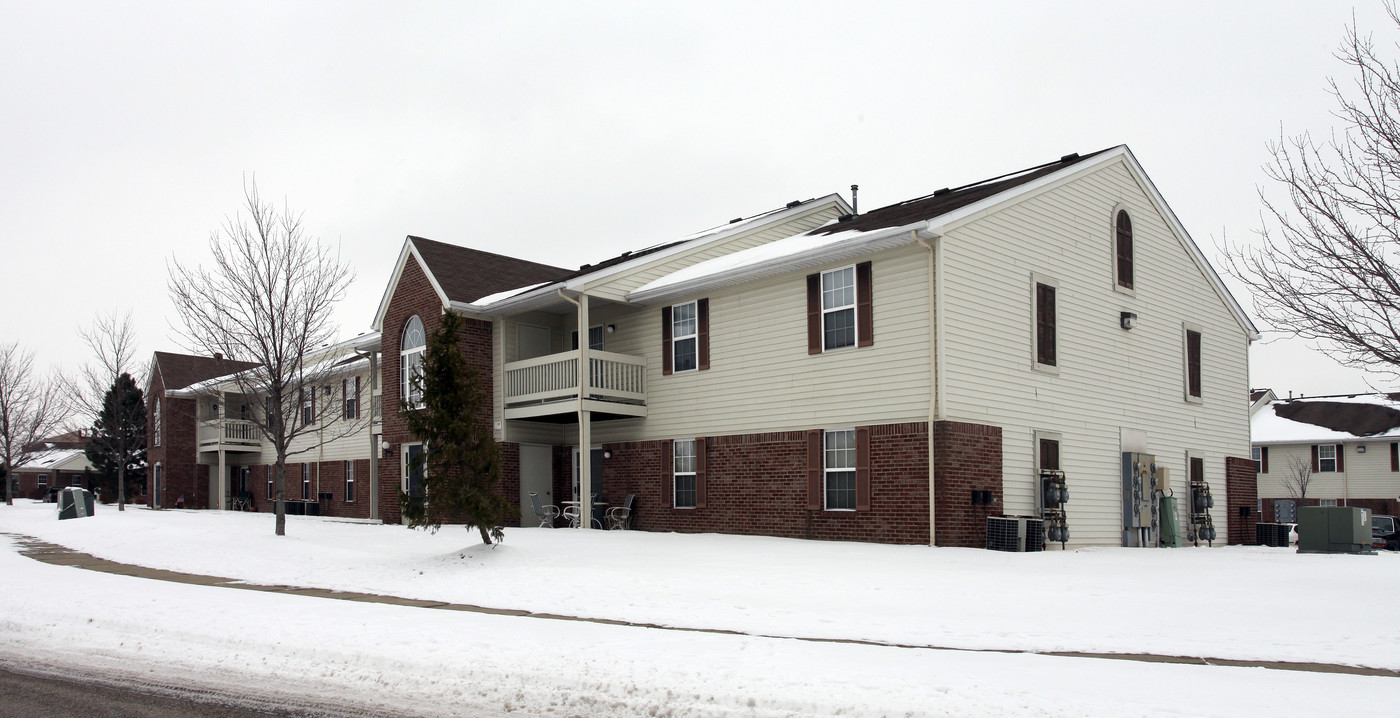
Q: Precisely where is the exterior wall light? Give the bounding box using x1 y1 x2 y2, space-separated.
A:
1357 444 1366 453
380 440 392 458
1120 312 1138 330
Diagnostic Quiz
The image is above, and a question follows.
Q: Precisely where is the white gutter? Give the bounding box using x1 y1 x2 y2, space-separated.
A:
916 234 941 547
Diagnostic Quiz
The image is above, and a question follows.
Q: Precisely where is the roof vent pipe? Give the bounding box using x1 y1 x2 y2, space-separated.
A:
851 184 859 215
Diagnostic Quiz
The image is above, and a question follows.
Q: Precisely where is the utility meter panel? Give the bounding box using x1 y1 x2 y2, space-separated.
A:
1122 452 1158 547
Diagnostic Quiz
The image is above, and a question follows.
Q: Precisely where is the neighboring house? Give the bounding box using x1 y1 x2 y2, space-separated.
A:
9 445 94 500
147 342 380 518
1251 390 1400 523
351 144 1258 547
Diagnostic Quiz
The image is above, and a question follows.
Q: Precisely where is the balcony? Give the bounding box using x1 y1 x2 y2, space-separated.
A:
503 350 647 422
198 419 263 451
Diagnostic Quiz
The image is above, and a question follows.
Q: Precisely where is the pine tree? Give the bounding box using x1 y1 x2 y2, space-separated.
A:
84 372 147 505
400 310 513 545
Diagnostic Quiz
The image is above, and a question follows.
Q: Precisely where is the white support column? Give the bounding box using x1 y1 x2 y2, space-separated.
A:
578 293 592 529
217 448 227 511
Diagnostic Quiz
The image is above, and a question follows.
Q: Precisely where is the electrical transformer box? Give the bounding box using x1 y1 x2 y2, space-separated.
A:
1121 452 1158 547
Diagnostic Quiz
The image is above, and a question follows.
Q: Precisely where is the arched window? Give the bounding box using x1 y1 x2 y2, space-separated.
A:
1115 210 1134 290
401 316 426 409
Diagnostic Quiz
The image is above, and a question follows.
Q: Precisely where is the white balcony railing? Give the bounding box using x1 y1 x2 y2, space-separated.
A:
504 350 646 407
198 419 262 449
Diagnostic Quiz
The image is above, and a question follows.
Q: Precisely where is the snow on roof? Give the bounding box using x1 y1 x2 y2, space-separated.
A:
1252 393 1400 444
471 281 552 307
22 448 88 470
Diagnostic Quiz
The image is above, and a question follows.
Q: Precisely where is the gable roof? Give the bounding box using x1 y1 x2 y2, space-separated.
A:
152 352 259 392
1253 393 1400 444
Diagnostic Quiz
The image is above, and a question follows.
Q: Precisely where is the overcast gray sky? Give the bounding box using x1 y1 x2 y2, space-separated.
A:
1 0 1392 399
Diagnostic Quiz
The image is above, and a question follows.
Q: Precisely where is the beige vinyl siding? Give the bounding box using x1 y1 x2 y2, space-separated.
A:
258 368 376 465
1257 441 1400 502
939 159 1251 546
573 244 931 443
580 205 847 302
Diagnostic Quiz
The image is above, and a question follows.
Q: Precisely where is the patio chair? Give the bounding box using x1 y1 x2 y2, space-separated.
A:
563 495 603 529
606 493 636 530
529 492 560 528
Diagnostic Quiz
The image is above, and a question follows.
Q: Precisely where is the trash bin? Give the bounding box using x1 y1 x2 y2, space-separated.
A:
57 487 95 520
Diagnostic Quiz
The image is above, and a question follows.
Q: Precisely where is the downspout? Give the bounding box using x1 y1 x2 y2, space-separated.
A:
917 232 943 547
557 288 593 528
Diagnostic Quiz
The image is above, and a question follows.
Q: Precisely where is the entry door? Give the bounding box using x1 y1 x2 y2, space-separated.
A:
404 444 425 522
519 445 552 525
517 324 552 361
571 448 605 501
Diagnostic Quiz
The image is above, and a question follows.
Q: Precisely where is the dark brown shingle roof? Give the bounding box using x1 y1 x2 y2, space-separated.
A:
1273 399 1400 437
811 149 1112 236
410 236 572 304
153 352 259 392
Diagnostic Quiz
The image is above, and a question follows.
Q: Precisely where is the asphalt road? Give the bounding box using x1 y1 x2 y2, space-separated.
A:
0 667 288 718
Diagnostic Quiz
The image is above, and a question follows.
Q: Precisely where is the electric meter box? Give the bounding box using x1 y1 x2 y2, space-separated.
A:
1296 506 1373 554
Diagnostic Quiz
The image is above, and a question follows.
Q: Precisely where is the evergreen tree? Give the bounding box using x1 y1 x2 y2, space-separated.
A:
400 310 513 545
84 373 147 505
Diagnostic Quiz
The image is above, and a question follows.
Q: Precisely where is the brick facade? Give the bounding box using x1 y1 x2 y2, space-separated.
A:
931 421 1004 548
147 371 206 509
1225 456 1258 545
238 459 373 518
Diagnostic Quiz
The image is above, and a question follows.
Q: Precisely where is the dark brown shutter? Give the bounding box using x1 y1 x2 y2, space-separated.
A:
806 429 822 509
661 306 673 376
1116 210 1133 289
1187 330 1202 398
1261 446 1269 474
806 274 822 355
697 298 710 371
855 427 871 511
856 261 873 347
1191 457 1204 484
1036 283 1056 366
695 437 708 509
1311 445 1319 473
1039 438 1060 471
661 441 673 507
1391 443 1397 472
1336 444 1345 472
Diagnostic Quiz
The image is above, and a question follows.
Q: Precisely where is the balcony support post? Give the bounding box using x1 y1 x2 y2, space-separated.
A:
558 288 594 528
217 446 227 510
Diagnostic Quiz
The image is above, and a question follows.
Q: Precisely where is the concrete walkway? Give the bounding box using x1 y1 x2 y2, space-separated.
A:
9 532 1398 680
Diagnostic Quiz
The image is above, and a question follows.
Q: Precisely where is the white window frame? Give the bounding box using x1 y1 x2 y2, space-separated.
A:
820 266 858 351
1183 322 1204 404
824 429 857 511
1318 444 1337 473
1251 447 1262 473
673 439 697 509
153 400 162 447
344 376 360 420
302 463 311 501
671 301 699 373
1110 204 1136 297
301 388 315 426
1031 273 1060 375
571 325 605 352
70 474 82 487
266 467 274 501
37 473 47 488
345 460 355 502
1318 498 1339 507
401 316 426 410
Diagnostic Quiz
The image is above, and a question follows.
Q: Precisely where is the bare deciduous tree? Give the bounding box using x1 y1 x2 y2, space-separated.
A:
1284 454 1314 501
168 179 357 536
0 343 65 506
67 310 147 511
1225 4 1400 378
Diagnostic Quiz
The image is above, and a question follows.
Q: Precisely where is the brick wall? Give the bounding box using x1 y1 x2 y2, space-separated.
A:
377 253 502 526
1225 456 1258 545
151 395 203 509
932 420 1003 548
577 422 930 544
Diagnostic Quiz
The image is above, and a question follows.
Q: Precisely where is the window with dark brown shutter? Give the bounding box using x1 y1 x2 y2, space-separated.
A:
1116 210 1134 290
695 437 708 508
1391 442 1397 472
1035 283 1056 367
806 430 822 509
1311 444 1319 473
697 299 710 371
1186 329 1202 398
1261 446 1269 474
855 427 871 511
1335 443 1345 472
856 262 873 347
1191 456 1204 484
1039 438 1060 471
661 306 673 376
660 440 674 506
806 274 822 355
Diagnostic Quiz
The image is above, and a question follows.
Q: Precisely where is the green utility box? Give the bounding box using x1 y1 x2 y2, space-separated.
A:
1159 496 1182 547
1297 506 1373 554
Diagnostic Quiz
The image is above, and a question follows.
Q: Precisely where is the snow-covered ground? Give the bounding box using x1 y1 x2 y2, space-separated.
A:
1 501 1397 716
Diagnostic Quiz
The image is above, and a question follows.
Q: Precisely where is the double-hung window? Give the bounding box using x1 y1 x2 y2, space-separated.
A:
344 376 359 420
267 470 274 501
1115 210 1134 290
401 316 426 409
824 429 857 510
671 302 698 372
301 388 315 426
821 267 857 351
37 474 47 488
345 460 355 502
153 401 162 447
673 439 697 508
570 326 605 351
302 464 311 500
1252 446 1268 474
1317 444 1337 472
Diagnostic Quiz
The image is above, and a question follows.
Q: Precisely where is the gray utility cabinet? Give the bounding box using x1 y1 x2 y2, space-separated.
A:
57 487 95 520
1296 506 1373 554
